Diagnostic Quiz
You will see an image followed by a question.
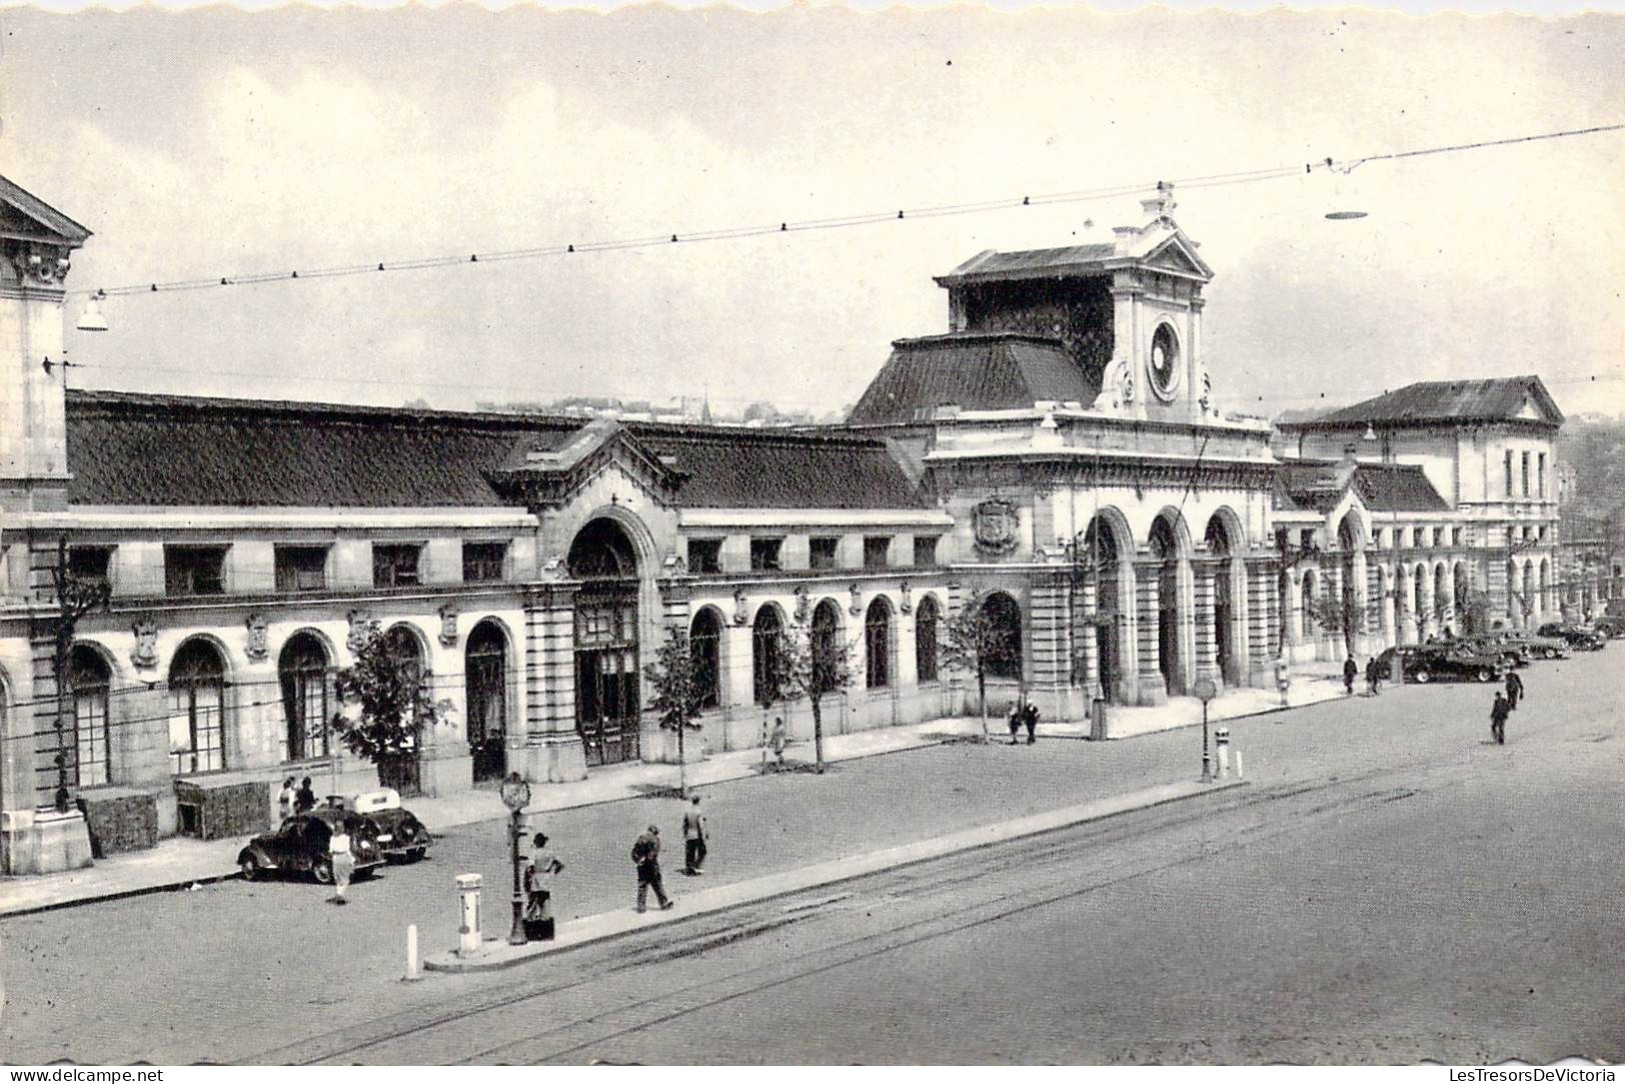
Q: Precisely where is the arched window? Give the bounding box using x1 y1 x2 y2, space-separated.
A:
280 633 330 762
70 645 112 787
752 605 783 707
169 640 226 775
466 620 508 784
1301 569 1318 634
691 608 722 711
865 597 893 689
811 599 843 693
982 592 1023 680
915 594 941 683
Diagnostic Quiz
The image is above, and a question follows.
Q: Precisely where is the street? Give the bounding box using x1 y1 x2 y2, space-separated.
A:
4 651 1622 1065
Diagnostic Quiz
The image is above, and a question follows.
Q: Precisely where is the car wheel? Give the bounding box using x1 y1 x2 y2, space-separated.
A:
1543 647 1558 659
312 859 333 885
1413 669 1431 684
1475 668 1494 683
239 854 262 882
407 847 427 863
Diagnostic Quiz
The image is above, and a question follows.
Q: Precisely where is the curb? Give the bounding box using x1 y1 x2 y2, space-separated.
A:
424 776 1249 974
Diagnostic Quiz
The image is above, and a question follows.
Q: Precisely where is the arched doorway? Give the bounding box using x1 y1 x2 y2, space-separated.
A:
1453 564 1472 634
1301 568 1319 648
1205 513 1245 684
571 517 642 767
1083 515 1127 702
279 633 330 763
169 639 226 776
382 624 426 795
1149 513 1188 695
70 645 113 787
915 594 941 683
465 620 508 783
810 599 843 695
1337 514 1363 654
981 592 1023 681
691 608 722 711
753 604 784 706
1434 563 1451 637
865 597 893 689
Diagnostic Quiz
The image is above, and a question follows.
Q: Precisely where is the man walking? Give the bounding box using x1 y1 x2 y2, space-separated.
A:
1023 700 1040 745
1343 655 1358 696
632 825 674 913
1505 670 1525 711
682 795 708 876
1365 657 1382 697
1490 691 1511 745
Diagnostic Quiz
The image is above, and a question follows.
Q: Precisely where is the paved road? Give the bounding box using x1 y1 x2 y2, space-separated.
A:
3 652 1619 1063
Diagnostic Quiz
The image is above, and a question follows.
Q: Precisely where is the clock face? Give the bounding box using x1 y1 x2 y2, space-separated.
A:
1149 324 1180 401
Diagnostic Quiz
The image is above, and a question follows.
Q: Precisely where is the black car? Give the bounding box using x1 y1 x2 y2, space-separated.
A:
1376 645 1508 685
336 788 433 863
238 808 385 884
1536 623 1607 651
1455 634 1530 669
1591 615 1625 640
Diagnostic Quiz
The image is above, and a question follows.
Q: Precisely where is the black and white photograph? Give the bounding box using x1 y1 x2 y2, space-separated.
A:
0 0 1622 1068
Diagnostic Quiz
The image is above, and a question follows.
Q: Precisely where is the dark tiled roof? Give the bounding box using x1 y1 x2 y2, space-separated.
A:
934 244 1118 287
63 390 929 511
1275 458 1450 514
847 332 1099 426
1280 376 1564 430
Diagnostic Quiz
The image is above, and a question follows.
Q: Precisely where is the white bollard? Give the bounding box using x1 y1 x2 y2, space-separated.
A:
405 924 420 981
1234 750 1245 780
456 873 483 958
1217 745 1230 779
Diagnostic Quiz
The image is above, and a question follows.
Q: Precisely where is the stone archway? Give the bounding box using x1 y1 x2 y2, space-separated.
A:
1148 509 1193 697
570 516 644 767
1203 509 1248 686
1082 510 1135 703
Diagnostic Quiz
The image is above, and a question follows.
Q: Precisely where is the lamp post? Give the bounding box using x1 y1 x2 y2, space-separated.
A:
499 771 532 946
1364 425 1406 686
1193 676 1217 783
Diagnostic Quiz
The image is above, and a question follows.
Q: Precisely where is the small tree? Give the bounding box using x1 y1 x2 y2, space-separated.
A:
1305 591 1365 655
760 618 854 774
939 591 1020 740
643 626 707 797
333 624 448 790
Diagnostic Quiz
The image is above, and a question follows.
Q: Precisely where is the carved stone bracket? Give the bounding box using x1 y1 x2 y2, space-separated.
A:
793 584 810 624
849 584 863 617
346 609 376 654
899 581 913 614
438 604 459 648
732 587 749 626
244 613 269 663
130 618 159 671
3 240 74 289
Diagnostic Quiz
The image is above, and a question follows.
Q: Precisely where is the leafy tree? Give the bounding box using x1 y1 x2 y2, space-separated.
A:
758 618 854 774
332 623 448 788
642 626 708 797
939 591 1020 740
1304 590 1365 654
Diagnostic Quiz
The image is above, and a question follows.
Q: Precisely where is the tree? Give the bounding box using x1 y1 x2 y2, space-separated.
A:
758 618 854 774
332 623 448 790
1304 591 1365 654
642 626 707 797
939 591 1020 740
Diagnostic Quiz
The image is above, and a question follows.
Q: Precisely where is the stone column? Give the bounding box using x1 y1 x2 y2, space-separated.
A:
1416 567 1435 641
1134 561 1166 706
518 584 587 783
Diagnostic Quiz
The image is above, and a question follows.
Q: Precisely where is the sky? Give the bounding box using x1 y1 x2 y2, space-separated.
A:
1 4 1622 420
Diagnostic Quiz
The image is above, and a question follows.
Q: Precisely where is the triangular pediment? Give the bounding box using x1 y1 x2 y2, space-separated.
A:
0 175 92 247
485 419 687 510
1141 233 1213 281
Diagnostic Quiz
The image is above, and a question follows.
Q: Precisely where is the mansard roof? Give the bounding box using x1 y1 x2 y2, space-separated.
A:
1280 376 1565 431
1275 458 1451 514
62 390 930 511
847 331 1100 426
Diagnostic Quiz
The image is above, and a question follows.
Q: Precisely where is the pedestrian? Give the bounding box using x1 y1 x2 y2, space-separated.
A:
1024 700 1040 745
682 795 708 876
769 716 787 771
295 776 317 815
1008 700 1023 745
631 825 674 913
523 831 564 941
327 818 354 905
1342 655 1358 696
277 776 297 822
1490 691 1511 745
1505 670 1525 711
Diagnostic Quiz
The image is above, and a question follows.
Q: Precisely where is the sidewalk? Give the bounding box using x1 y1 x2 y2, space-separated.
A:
426 776 1248 973
0 669 1338 918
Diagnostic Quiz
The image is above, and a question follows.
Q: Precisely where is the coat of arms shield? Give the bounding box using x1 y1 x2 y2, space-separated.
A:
973 498 1020 555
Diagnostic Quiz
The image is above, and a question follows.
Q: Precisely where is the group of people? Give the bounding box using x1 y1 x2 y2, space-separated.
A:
1343 656 1388 697
1006 700 1041 745
628 794 712 915
276 776 318 822
1490 670 1526 745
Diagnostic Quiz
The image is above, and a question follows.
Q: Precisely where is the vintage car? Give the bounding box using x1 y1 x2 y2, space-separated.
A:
1536 622 1607 651
1498 631 1573 661
237 807 385 884
1455 633 1530 669
1376 644 1508 685
1591 615 1625 639
330 788 433 863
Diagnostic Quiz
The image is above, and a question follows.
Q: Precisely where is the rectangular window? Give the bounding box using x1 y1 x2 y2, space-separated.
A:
687 538 723 575
373 544 421 588
165 546 227 597
462 541 508 583
274 546 328 593
1452 528 1463 547
1505 451 1514 498
1537 453 1547 498
809 536 839 571
913 536 939 567
68 546 113 590
863 536 891 570
750 537 783 573
1521 452 1531 498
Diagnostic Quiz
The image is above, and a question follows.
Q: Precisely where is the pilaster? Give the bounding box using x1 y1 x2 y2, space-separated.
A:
1133 562 1166 706
521 584 586 783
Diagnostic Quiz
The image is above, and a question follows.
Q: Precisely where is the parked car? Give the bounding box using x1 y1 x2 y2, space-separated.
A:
1591 615 1625 639
237 808 385 884
330 788 433 863
1536 622 1607 651
1499 631 1573 661
1376 645 1508 685
1456 633 1530 669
